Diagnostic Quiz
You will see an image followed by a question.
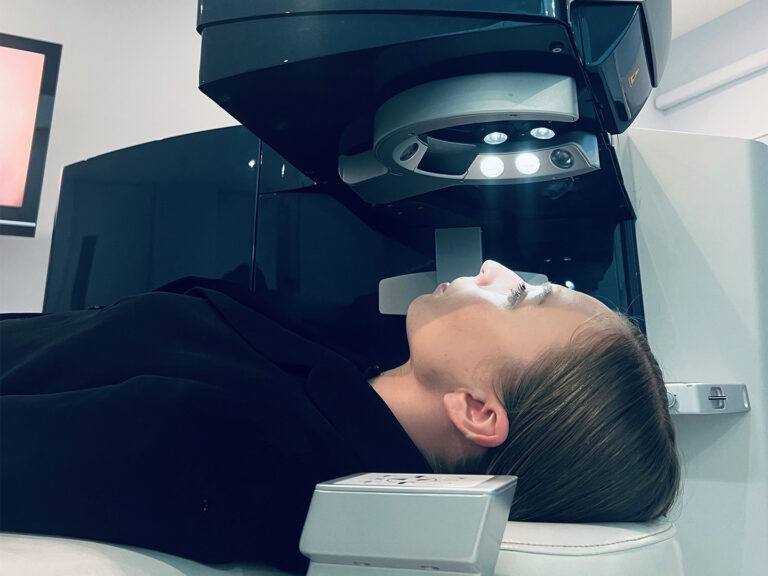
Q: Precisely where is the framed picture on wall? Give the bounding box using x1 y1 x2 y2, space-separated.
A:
0 32 61 237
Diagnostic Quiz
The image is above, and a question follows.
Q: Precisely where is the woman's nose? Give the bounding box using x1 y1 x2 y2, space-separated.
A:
476 260 502 285
476 260 524 288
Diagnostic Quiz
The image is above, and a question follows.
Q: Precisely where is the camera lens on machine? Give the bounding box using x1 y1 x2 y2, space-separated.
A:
399 142 420 162
550 148 574 169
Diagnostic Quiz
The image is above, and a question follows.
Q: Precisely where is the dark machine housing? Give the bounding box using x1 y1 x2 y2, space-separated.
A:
45 2 668 367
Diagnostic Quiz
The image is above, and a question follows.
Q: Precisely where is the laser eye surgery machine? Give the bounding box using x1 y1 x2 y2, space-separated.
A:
4 1 766 575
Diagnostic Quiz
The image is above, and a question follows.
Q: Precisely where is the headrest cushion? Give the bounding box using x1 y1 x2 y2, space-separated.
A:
501 518 676 556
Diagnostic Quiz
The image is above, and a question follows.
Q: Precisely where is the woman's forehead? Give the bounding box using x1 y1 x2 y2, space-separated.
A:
547 283 613 319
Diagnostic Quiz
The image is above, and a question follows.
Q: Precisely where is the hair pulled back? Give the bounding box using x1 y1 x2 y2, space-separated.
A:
483 315 680 522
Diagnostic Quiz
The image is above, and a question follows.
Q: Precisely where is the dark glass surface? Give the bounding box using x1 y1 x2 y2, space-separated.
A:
44 125 643 366
253 180 643 370
44 127 262 312
571 4 652 132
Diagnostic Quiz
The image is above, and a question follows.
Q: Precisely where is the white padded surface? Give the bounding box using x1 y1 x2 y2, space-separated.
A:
0 533 296 576
495 519 685 576
1 521 684 576
501 517 675 554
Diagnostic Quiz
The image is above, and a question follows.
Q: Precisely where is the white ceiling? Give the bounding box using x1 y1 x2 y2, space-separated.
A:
671 0 754 38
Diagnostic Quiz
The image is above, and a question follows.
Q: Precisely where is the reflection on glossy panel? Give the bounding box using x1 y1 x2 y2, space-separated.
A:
44 127 262 312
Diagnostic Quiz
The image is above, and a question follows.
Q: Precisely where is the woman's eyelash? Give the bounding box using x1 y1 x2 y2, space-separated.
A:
508 283 527 307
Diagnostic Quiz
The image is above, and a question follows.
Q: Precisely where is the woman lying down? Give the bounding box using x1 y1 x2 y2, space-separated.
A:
0 260 680 572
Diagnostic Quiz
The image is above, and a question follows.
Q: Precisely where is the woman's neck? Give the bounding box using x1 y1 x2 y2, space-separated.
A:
369 361 471 470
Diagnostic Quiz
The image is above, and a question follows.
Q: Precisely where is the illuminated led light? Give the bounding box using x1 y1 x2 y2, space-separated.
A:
530 127 555 140
515 153 540 175
480 156 505 178
483 131 508 145
565 280 575 290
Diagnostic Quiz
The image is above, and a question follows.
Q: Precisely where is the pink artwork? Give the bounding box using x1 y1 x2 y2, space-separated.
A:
0 45 45 208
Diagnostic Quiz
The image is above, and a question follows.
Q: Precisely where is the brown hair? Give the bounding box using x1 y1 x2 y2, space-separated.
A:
480 314 680 522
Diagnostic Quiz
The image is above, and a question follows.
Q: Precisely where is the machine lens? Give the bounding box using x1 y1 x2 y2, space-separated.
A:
515 153 540 175
399 142 420 162
530 127 555 140
483 131 508 145
550 148 574 169
480 156 505 178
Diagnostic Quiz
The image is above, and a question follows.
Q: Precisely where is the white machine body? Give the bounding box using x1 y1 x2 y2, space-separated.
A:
615 129 768 576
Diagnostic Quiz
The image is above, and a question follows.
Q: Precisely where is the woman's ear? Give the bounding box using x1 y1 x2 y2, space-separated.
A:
443 390 509 448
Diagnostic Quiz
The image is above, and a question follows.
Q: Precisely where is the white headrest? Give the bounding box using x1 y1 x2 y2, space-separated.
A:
2 521 685 576
495 519 684 576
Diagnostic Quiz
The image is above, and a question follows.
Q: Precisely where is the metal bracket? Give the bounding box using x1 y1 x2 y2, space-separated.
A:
378 227 483 315
378 227 549 315
665 383 750 415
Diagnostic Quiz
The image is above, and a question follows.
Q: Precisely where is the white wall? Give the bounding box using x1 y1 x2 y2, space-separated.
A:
0 0 236 312
635 0 768 140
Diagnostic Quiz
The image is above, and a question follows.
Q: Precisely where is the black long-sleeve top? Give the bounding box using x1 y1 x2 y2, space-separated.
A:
0 282 431 572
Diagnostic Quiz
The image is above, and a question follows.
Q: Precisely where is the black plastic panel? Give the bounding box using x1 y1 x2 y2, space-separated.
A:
197 4 588 187
43 126 644 363
44 127 262 312
252 143 642 366
253 180 643 368
197 1 563 31
571 2 653 133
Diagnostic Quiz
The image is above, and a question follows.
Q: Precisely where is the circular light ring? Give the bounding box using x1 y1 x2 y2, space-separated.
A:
479 156 505 178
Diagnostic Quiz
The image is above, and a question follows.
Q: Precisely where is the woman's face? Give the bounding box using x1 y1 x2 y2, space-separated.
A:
405 260 614 389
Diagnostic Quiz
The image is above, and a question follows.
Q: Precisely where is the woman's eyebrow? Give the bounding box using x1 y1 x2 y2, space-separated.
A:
506 281 554 310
